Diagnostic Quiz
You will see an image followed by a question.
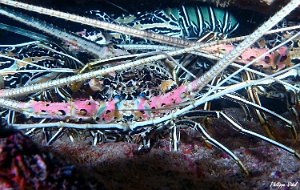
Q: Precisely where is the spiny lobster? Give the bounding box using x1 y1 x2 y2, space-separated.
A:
0 0 300 176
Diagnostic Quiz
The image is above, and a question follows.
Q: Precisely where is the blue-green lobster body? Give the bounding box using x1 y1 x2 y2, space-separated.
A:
91 5 239 43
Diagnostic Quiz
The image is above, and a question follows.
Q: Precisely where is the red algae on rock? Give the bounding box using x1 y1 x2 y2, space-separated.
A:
0 128 106 189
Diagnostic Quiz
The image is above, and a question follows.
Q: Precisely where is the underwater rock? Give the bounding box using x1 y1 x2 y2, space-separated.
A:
0 128 106 189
